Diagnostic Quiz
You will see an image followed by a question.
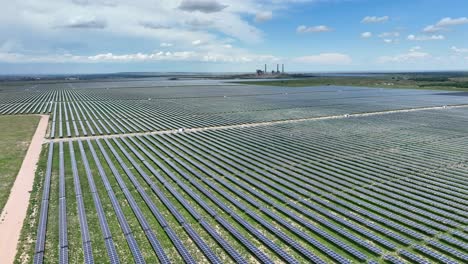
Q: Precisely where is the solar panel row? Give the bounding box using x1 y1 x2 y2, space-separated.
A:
86 140 146 264
58 142 68 264
33 142 54 264
24 84 468 264
69 141 94 264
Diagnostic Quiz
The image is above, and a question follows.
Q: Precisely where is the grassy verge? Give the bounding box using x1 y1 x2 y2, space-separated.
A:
0 115 41 214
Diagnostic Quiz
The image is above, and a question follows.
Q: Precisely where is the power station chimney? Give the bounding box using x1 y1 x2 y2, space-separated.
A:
277 64 279 73
264 64 267 74
282 64 284 73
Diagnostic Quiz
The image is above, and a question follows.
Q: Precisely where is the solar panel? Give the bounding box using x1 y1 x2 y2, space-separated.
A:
69 142 94 262
144 230 170 264
125 234 146 264
399 249 430 264
33 143 54 264
383 255 405 264
104 238 121 264
83 241 95 264
439 235 468 251
413 245 458 264
59 247 68 264
33 251 44 264
165 228 196 264
427 240 468 262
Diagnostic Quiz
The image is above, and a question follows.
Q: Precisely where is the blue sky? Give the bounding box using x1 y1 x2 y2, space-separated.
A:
1 0 468 74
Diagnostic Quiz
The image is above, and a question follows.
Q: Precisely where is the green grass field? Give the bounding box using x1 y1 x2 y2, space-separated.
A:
237 76 468 91
0 115 40 214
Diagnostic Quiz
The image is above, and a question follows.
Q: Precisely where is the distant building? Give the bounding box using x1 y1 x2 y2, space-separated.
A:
257 64 285 76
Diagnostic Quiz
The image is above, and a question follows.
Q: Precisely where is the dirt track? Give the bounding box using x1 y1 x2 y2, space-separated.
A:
0 115 49 264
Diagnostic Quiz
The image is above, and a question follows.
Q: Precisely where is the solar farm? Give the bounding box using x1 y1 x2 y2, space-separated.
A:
3 79 468 264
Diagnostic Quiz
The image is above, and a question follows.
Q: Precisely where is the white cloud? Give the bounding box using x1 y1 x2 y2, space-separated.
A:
61 16 107 29
178 0 228 13
192 39 203 45
378 32 399 43
297 25 332 33
294 53 352 65
378 47 430 63
87 51 196 61
423 17 468 32
378 51 430 63
160 43 173 47
378 32 400 38
140 21 171 30
361 16 389 24
451 46 468 53
0 49 279 64
437 17 468 27
255 11 273 23
71 0 116 7
361 32 372 38
0 0 267 48
422 25 444 33
407 34 445 41
184 18 213 28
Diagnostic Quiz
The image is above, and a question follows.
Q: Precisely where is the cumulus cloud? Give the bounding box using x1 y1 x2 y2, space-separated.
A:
0 0 272 56
361 16 389 24
294 53 352 65
160 43 173 47
437 17 468 27
192 39 203 45
407 34 445 41
378 32 400 38
378 52 430 63
361 32 372 38
451 46 468 53
178 0 228 13
296 25 332 33
377 32 399 43
71 0 116 7
0 49 279 64
255 11 273 23
378 48 430 63
140 22 171 30
423 17 468 32
87 51 198 62
185 18 213 28
422 25 445 33
62 17 107 29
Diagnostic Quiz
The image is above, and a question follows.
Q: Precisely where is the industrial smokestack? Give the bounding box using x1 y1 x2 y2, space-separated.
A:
277 64 279 73
264 64 267 74
282 64 284 73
